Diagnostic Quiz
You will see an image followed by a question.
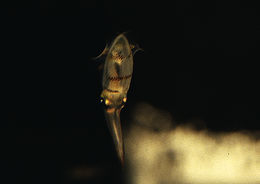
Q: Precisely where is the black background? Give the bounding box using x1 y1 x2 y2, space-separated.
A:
3 0 260 183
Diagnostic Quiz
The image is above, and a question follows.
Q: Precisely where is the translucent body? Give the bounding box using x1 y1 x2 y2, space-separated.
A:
99 34 134 165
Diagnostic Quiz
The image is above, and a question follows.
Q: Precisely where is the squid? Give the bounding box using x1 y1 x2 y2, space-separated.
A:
97 33 140 165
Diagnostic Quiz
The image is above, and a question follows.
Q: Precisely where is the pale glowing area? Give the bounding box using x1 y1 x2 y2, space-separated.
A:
125 103 260 184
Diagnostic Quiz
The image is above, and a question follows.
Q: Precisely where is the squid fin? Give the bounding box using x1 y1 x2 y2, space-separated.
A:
92 44 109 60
130 43 143 56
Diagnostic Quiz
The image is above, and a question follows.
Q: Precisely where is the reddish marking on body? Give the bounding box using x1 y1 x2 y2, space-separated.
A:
108 74 132 81
105 88 119 93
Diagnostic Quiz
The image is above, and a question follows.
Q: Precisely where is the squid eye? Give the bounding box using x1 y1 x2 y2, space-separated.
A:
100 98 111 107
122 97 127 103
105 99 110 105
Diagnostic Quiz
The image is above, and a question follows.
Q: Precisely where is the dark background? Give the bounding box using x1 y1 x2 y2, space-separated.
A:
3 0 260 183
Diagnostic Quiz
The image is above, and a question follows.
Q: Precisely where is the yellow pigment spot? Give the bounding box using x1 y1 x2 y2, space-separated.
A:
105 99 110 105
123 97 127 103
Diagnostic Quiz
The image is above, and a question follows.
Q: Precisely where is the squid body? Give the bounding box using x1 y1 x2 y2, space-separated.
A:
98 34 138 165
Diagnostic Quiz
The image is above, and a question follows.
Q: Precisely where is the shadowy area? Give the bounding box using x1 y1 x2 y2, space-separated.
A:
3 0 260 183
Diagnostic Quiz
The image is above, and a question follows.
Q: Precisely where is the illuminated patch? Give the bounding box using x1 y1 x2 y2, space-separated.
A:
125 102 260 184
